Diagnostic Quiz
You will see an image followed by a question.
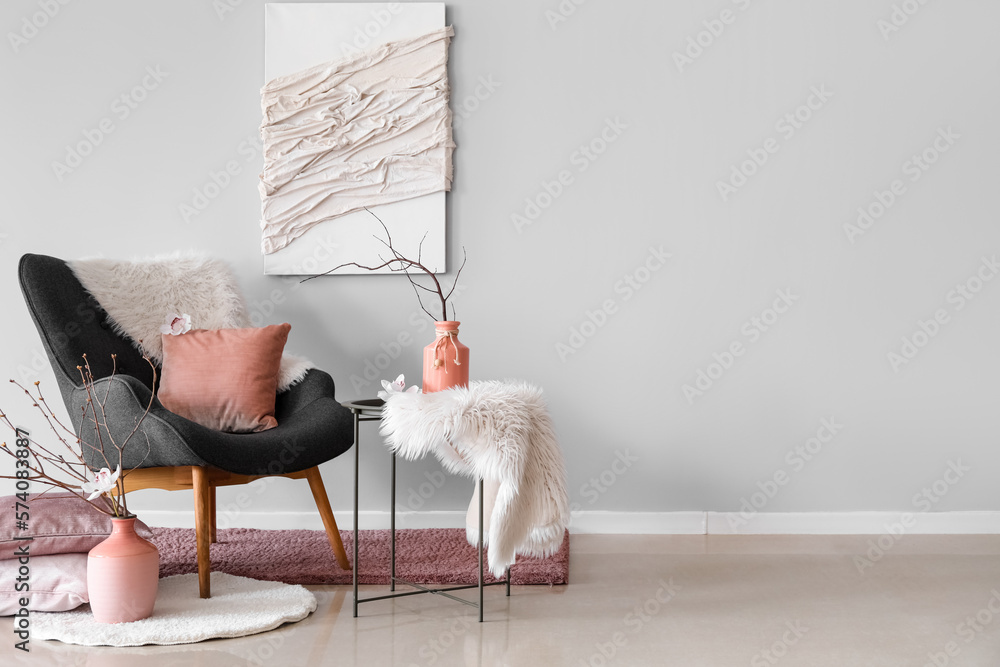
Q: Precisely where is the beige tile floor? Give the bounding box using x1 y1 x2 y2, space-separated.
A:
8 534 1000 666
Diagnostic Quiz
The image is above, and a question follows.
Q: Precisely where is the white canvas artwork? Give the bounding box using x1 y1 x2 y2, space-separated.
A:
261 3 448 276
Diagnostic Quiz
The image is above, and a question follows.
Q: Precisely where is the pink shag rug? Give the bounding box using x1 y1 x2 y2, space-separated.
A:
149 528 569 586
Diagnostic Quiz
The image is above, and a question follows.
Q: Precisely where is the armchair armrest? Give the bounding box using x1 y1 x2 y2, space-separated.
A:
274 368 337 419
67 374 207 471
66 368 353 475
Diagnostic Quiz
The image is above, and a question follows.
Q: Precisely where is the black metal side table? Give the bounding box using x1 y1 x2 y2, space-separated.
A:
343 398 510 622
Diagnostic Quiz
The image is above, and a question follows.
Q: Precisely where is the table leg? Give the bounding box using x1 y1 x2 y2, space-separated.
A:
478 477 484 623
345 403 511 621
391 452 396 592
353 412 360 618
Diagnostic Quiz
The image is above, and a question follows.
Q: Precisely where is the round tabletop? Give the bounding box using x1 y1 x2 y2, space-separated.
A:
342 398 384 415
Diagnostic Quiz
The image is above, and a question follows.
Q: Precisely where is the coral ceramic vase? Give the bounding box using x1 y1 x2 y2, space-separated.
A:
422 321 469 393
87 516 159 624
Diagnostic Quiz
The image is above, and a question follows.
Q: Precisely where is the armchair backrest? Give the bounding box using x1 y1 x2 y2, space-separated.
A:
18 254 156 394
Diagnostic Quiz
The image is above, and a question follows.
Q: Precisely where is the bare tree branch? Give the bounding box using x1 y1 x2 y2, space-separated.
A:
0 354 155 518
298 208 462 322
443 247 467 302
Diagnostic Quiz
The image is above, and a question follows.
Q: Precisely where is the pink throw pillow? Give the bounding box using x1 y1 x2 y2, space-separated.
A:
158 324 291 433
0 493 153 559
0 553 90 614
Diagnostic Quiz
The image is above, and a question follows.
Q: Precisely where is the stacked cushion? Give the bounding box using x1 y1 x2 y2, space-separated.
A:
0 494 153 614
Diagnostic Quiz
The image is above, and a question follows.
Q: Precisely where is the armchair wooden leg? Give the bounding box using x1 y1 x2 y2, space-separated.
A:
304 466 351 571
209 485 217 544
192 466 212 598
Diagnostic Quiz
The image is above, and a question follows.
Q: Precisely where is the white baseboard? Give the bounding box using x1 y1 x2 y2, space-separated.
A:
568 511 707 534
135 510 1000 535
706 511 1000 535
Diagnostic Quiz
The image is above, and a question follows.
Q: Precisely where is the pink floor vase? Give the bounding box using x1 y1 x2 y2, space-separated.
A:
87 516 159 624
422 321 469 393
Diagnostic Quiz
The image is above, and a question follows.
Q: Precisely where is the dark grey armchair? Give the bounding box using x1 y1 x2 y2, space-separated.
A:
18 253 355 597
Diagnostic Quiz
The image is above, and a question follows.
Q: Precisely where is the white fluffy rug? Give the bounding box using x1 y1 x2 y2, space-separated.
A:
31 573 316 647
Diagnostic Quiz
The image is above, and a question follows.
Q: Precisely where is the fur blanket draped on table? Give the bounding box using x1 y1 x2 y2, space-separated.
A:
379 380 569 577
69 253 312 391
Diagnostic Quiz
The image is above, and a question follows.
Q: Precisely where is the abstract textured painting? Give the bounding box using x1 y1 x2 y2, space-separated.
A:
260 3 450 275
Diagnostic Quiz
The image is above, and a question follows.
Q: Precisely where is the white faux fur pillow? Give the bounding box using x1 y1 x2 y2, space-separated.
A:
69 253 312 392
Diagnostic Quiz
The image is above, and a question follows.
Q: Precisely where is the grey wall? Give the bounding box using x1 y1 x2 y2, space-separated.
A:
2 0 999 521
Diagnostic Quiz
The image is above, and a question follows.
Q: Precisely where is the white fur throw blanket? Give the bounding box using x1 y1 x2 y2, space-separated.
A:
379 380 569 577
69 254 312 391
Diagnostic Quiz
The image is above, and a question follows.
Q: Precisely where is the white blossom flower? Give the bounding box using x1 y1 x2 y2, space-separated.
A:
80 466 121 501
160 313 192 335
377 374 420 400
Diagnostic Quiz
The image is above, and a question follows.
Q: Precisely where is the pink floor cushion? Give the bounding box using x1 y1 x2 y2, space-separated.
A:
0 553 89 614
0 493 153 559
